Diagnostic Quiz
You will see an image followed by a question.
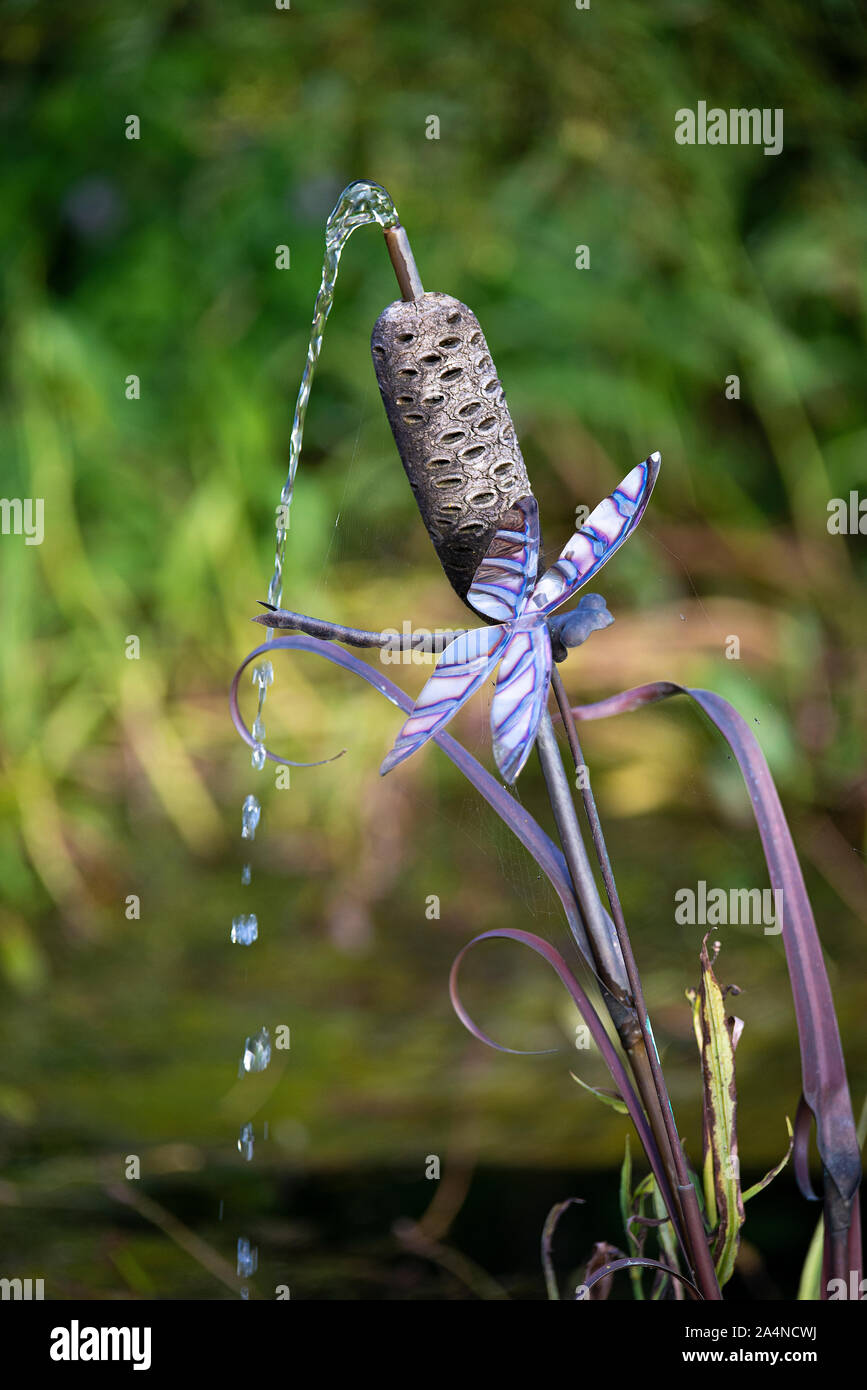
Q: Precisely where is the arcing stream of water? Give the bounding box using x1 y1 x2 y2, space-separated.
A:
239 179 400 880
231 181 401 1292
247 181 400 771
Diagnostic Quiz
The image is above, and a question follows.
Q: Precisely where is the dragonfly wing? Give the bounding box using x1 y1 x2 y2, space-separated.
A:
490 623 552 784
529 452 660 616
380 625 508 776
467 496 540 622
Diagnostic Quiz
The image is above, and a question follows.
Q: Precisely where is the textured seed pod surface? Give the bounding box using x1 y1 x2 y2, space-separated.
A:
371 291 533 604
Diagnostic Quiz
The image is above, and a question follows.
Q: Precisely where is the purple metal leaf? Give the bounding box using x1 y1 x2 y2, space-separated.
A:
576 1256 700 1300
541 1196 585 1301
448 926 688 1259
565 678 862 1287
793 1093 820 1202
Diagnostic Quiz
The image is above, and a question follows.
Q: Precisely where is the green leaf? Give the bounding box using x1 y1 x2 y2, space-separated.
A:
650 1177 683 1301
619 1135 632 1239
570 1071 629 1115
619 1136 644 1301
743 1117 794 1202
688 935 745 1288
797 1215 825 1302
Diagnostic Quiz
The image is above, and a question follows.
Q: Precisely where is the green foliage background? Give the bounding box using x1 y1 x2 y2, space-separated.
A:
0 0 864 1297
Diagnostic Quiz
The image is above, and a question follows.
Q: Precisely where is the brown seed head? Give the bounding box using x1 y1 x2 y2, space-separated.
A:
371 291 533 604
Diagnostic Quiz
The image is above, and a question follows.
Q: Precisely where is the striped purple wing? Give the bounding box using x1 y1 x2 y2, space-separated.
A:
380 624 509 776
528 453 660 617
490 623 552 784
467 496 540 622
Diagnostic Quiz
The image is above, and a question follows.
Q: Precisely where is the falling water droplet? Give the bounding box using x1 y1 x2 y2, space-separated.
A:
237 1238 258 1278
241 863 251 886
240 1026 271 1075
252 662 274 690
231 914 258 946
238 1123 255 1161
241 795 261 839
252 716 266 743
251 743 267 771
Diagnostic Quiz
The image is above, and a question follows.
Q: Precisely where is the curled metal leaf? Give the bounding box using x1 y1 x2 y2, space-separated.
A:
448 926 686 1254
576 1256 700 1301
541 1197 585 1301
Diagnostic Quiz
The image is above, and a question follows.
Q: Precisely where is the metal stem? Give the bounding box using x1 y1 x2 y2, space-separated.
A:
535 705 694 1270
384 224 424 301
551 665 722 1300
535 712 629 1002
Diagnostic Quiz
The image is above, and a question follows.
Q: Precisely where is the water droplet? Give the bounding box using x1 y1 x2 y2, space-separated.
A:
251 743 267 771
237 1238 258 1278
240 1286 249 1300
238 1123 255 1161
241 795 261 839
241 863 251 886
231 914 258 946
251 661 274 690
240 1026 271 1075
252 716 266 743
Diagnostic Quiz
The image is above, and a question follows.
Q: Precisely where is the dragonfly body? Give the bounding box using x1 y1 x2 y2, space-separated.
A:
381 452 661 783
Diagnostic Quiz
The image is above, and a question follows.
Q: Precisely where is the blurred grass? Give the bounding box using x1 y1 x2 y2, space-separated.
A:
0 0 865 1296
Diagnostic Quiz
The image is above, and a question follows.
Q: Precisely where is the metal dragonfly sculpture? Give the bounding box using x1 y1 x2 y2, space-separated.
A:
380 451 661 784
